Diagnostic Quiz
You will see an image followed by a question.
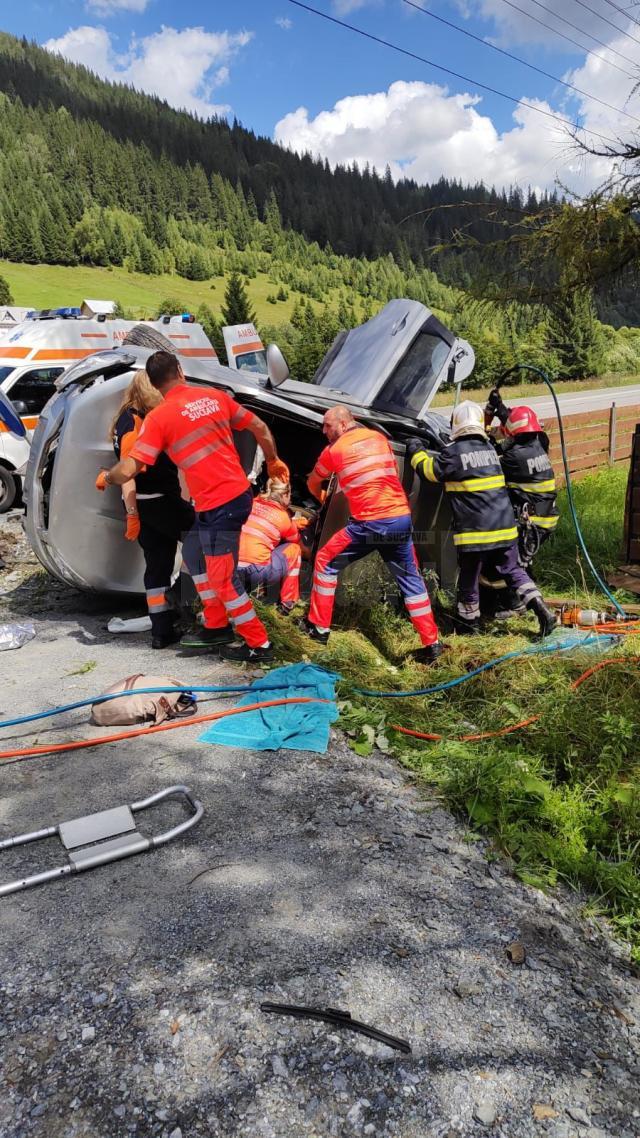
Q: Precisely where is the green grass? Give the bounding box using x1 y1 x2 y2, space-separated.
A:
536 466 628 598
0 259 347 325
258 466 640 961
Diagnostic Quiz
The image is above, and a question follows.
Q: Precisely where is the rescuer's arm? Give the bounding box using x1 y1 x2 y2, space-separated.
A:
485 388 510 426
121 479 140 540
307 446 332 503
236 408 289 481
96 456 144 490
406 438 441 483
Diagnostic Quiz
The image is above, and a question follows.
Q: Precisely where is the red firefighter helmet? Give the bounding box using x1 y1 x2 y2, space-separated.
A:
504 405 543 436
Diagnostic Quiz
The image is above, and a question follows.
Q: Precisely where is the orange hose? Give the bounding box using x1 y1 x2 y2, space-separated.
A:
391 657 637 744
0 698 329 762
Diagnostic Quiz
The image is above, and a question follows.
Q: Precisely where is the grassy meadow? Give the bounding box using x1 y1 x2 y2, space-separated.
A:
258 467 640 961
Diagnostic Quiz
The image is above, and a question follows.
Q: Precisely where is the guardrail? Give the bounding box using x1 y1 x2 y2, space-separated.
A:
545 403 640 484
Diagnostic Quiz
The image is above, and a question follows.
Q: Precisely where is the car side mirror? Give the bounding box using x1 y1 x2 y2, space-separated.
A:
266 343 290 388
12 400 28 415
448 338 475 387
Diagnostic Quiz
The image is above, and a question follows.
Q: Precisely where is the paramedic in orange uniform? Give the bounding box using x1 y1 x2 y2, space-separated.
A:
301 405 443 665
96 351 288 663
237 477 303 614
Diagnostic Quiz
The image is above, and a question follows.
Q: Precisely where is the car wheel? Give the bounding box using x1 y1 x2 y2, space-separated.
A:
0 466 17 513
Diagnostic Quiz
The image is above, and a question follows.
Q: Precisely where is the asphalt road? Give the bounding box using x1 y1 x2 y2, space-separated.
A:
441 383 640 421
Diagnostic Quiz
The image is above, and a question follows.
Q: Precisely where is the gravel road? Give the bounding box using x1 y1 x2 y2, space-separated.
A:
0 512 638 1138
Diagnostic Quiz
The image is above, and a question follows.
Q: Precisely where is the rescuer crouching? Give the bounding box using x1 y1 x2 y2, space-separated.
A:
407 401 557 638
236 477 305 615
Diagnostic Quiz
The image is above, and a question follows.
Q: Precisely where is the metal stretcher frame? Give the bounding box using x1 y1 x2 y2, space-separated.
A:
0 784 203 896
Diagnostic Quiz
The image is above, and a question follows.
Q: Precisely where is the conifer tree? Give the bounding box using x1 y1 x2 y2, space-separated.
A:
196 303 226 364
220 271 256 327
547 288 606 379
0 274 12 305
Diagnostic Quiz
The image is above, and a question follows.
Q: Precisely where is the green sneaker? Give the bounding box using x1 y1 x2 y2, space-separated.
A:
179 625 234 652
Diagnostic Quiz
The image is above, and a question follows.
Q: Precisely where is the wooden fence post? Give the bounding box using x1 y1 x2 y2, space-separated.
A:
609 402 617 466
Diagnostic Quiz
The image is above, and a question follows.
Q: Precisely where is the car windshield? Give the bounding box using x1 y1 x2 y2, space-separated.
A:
235 350 267 375
374 332 451 416
0 366 17 385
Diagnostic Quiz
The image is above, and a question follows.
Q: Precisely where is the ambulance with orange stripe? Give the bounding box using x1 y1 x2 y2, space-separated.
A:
0 307 216 510
223 323 267 375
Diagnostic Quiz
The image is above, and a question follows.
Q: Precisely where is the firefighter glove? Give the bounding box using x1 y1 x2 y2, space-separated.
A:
486 388 508 422
406 437 426 459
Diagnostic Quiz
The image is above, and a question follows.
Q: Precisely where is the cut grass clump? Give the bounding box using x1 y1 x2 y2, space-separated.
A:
256 467 639 959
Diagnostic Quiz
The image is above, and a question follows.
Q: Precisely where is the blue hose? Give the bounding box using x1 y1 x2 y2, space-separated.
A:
496 363 626 616
0 685 251 730
354 633 619 698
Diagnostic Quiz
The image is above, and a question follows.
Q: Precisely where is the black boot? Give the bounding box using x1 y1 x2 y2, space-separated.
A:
453 617 481 636
412 641 446 666
527 595 557 638
179 625 234 652
297 616 330 644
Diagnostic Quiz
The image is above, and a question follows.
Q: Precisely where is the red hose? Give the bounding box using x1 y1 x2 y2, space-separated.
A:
391 657 637 744
0 698 329 763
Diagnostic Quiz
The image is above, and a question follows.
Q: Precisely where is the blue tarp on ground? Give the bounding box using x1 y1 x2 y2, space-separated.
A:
199 663 340 753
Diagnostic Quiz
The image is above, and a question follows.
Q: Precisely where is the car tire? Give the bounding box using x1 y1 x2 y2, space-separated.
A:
0 466 18 513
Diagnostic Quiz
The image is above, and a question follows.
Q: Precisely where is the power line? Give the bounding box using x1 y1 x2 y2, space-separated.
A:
403 0 640 124
602 0 640 30
570 0 640 47
506 0 640 68
497 0 636 78
286 0 624 147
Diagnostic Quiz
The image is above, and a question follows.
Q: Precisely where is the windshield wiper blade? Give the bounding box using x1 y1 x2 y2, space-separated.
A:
260 1002 411 1053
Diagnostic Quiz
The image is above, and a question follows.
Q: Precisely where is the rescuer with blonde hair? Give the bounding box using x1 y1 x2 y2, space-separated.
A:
236 476 305 614
110 369 195 649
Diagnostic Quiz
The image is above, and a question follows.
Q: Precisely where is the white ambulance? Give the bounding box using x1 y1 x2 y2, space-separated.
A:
223 322 267 374
0 306 216 511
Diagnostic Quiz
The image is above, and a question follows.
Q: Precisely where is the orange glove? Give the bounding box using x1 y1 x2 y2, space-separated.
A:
125 512 140 541
95 471 110 492
267 458 290 482
318 489 327 506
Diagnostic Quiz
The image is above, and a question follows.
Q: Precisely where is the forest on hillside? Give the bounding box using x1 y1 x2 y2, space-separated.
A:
0 31 639 383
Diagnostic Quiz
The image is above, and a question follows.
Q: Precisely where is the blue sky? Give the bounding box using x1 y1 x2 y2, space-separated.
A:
4 1 639 192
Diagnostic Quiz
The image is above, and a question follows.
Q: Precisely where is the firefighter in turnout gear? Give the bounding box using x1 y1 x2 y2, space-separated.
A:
485 390 559 567
302 405 444 665
407 401 557 637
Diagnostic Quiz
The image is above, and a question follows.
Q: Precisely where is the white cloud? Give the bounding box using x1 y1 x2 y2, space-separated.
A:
332 0 383 14
44 24 253 118
459 0 640 52
275 16 293 30
85 0 149 15
274 79 618 194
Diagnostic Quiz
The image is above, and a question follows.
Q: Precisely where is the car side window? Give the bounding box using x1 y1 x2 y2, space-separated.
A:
9 368 64 414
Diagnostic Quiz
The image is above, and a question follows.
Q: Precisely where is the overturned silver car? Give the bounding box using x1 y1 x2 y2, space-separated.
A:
24 300 474 595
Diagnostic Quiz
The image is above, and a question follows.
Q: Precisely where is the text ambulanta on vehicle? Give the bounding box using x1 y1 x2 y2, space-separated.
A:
0 308 216 512
223 323 267 374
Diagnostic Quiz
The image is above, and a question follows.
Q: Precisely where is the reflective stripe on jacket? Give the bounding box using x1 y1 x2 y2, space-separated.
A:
312 426 408 521
411 435 518 552
498 437 559 529
238 497 300 565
